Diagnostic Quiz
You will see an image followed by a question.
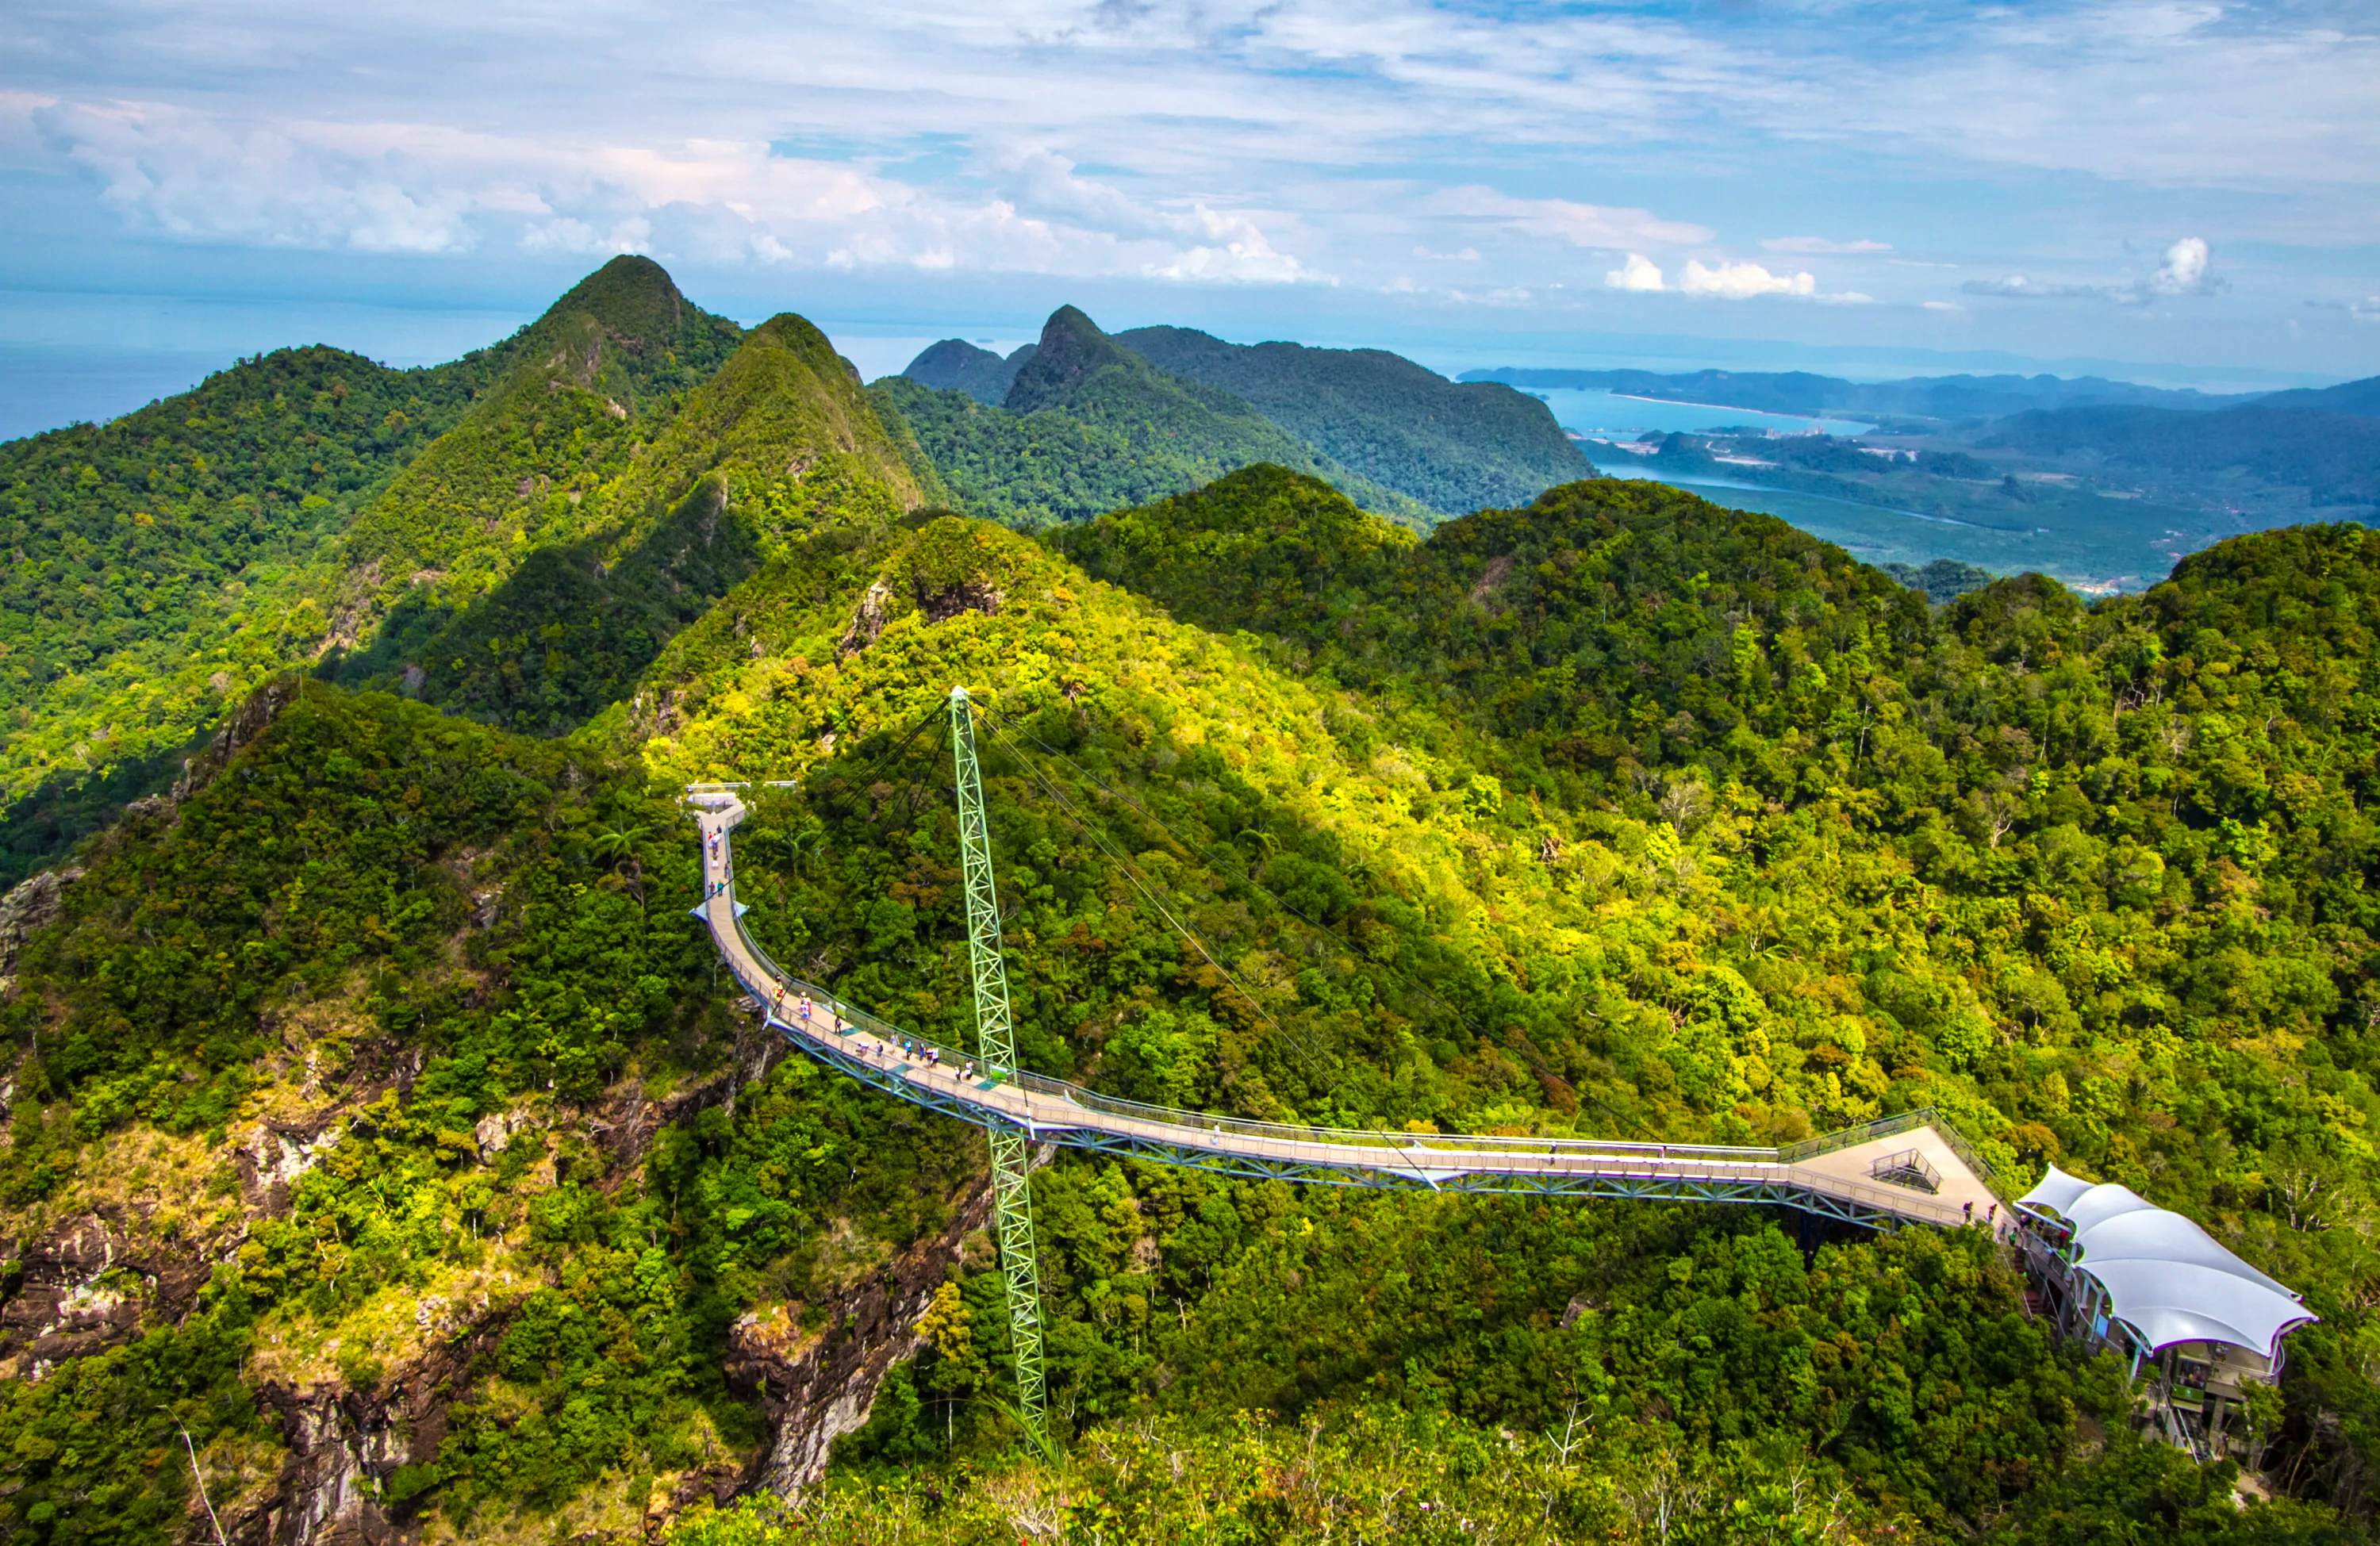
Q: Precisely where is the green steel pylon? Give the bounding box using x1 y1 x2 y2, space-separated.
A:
947 685 1048 1441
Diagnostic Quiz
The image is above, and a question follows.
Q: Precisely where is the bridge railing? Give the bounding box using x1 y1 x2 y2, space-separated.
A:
724 903 1793 1162
1783 1107 2006 1200
727 909 1989 1225
702 802 1999 1223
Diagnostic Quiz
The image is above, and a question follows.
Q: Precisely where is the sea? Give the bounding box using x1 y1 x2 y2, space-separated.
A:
1523 386 1875 440
0 288 1030 442
1522 387 1998 572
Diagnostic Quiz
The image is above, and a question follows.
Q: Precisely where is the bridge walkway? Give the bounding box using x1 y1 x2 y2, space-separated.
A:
689 789 2002 1232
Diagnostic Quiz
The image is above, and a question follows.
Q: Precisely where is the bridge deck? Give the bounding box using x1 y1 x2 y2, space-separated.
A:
690 791 2004 1232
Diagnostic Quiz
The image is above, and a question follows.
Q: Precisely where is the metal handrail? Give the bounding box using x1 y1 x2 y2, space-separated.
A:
1783 1106 2005 1199
738 897 1787 1160
727 910 1985 1229
697 796 1991 1228
1870 1148 1943 1194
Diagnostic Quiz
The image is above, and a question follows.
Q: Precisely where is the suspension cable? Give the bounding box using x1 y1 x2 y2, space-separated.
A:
805 700 946 819
981 714 1351 1110
990 706 1652 1141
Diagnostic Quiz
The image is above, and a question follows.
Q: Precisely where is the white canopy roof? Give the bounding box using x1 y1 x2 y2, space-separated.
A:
2016 1164 2317 1359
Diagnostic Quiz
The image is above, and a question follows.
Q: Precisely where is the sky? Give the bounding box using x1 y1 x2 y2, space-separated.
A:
2 0 2378 436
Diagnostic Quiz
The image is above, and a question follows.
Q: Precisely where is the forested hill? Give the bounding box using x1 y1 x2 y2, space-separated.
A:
875 305 1432 529
899 337 1036 404
896 317 1596 518
2255 374 2380 417
333 255 744 607
1113 323 1595 514
6 255 2380 1544
336 310 934 736
0 256 754 885
1981 400 2380 508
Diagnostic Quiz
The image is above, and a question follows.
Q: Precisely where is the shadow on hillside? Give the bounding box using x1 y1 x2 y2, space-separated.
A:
0 741 190 888
330 478 762 737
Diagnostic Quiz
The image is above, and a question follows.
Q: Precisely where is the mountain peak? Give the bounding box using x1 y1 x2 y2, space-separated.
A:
1040 304 1102 342
539 254 688 340
902 339 1038 404
1005 305 1136 413
484 255 743 412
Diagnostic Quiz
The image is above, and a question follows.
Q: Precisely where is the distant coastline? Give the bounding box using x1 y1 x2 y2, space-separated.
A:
1609 391 1833 426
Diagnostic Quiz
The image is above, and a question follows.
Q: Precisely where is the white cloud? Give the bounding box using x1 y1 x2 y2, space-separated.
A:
1146 228 1319 285
4 0 2370 335
1762 236 1892 255
994 144 1326 284
1964 236 2224 305
40 99 485 254
1964 273 2098 300
1442 285 1536 307
1604 252 1665 292
1814 290 1878 306
1921 299 1967 313
520 215 654 257
1432 186 1711 249
1681 259 1816 300
2145 235 2215 296
18 97 1330 284
2305 296 2380 323
1375 277 1536 306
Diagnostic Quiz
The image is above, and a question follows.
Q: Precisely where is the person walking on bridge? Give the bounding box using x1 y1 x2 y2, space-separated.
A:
797 994 814 1026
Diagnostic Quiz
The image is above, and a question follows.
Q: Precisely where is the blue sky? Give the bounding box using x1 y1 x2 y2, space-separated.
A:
2 0 2376 435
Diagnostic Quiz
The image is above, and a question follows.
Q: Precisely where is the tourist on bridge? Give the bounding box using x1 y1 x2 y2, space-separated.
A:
797 994 814 1025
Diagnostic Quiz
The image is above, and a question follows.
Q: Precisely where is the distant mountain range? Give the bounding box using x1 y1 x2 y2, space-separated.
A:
1980 401 2380 508
2251 375 2380 417
13 257 2380 1544
1458 366 2253 422
881 309 1438 529
900 320 1593 520
1472 360 2380 527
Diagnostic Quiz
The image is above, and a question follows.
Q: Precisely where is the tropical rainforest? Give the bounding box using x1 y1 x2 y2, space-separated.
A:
0 256 2374 1546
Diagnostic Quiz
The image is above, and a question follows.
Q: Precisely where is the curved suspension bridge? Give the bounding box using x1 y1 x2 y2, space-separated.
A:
685 688 2006 1435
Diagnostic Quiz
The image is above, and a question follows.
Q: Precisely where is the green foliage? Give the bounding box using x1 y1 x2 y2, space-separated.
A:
674 1384 2354 1544
338 311 932 736
0 256 744 883
879 306 1431 530
0 675 977 1533
335 260 745 611
0 1302 271 1546
0 679 702 1181
1115 323 1596 516
1051 462 1417 639
0 347 484 877
899 338 1035 405
1985 403 2380 508
0 347 465 705
8 270 2380 1545
1885 557 1997 603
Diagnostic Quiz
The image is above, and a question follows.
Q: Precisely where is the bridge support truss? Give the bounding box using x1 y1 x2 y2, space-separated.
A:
949 686 1049 1441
